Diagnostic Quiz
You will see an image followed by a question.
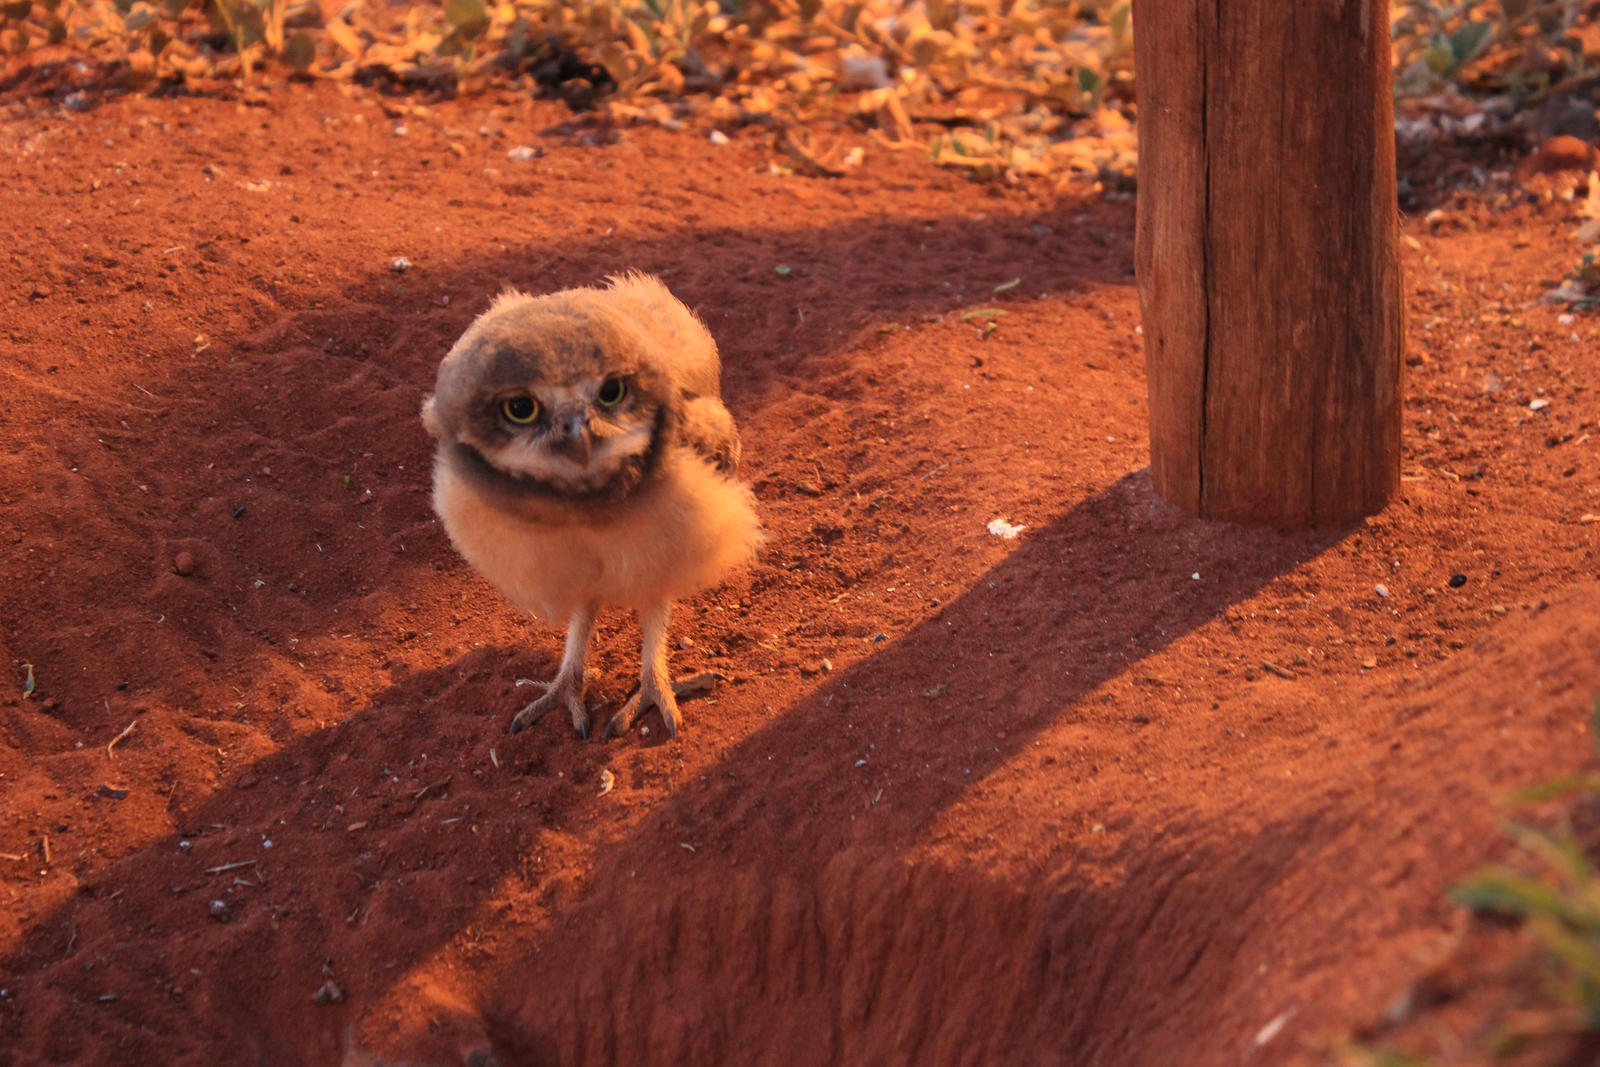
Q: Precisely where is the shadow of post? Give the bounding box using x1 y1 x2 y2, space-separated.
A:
0 466 1341 1066
465 470 1344 1064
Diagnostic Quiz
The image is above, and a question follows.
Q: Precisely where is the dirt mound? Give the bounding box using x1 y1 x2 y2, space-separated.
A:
2 82 1599 1065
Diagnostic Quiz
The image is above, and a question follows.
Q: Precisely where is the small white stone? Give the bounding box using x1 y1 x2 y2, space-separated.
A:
1530 398 1551 411
987 517 1027 540
708 130 730 146
1375 584 1390 598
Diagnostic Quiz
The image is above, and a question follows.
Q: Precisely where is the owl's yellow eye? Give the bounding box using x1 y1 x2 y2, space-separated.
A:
501 396 539 424
596 378 627 409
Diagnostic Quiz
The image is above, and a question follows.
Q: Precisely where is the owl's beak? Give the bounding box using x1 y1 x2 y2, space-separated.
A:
552 410 593 469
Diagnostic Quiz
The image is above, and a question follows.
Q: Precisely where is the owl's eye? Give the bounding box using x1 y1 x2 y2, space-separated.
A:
501 396 539 424
596 378 628 409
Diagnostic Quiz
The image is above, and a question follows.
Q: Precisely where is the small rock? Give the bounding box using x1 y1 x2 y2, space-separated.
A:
507 145 542 161
1516 134 1600 183
838 52 890 90
1529 398 1551 411
173 551 196 576
1375 584 1390 598
1448 573 1467 588
707 130 730 146
390 257 412 273
208 900 232 923
987 517 1027 539
94 783 128 800
311 979 345 1004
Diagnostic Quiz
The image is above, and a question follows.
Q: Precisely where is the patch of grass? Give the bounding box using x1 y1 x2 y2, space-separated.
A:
1391 1 1596 101
1447 691 1600 1057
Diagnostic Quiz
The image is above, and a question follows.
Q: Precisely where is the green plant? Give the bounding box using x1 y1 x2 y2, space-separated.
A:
1450 691 1600 1055
1391 0 1591 98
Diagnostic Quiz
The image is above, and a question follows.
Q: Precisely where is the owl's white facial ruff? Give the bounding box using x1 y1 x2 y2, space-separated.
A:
472 417 654 493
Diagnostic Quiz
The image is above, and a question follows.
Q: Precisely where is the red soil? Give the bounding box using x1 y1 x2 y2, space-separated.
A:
1 78 1598 1065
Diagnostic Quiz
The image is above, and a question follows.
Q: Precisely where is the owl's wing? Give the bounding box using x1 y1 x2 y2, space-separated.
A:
678 394 743 475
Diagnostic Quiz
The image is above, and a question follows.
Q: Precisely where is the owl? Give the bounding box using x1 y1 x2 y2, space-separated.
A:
421 272 761 741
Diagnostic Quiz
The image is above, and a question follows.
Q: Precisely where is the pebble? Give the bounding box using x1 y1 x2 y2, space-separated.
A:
311 979 345 1004
708 130 730 146
1529 398 1550 411
1448 573 1467 588
173 550 196 576
1516 134 1600 182
1375 584 1390 598
208 900 232 923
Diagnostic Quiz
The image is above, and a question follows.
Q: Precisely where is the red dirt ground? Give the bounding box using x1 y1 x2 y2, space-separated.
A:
1 77 1598 1066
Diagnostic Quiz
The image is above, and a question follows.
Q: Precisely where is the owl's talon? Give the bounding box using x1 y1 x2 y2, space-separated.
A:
508 675 589 737
602 685 681 742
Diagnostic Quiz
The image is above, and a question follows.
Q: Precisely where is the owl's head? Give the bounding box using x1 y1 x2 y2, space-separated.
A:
423 288 674 505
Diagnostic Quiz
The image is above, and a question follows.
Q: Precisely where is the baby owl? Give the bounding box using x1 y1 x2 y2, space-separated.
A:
422 272 761 740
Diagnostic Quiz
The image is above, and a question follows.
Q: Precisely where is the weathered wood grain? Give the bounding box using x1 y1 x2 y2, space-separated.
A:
1134 0 1404 527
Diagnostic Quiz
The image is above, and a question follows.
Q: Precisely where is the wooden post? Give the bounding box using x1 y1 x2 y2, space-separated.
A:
1133 0 1404 527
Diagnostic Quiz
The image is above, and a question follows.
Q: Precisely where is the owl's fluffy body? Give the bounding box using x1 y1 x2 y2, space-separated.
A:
422 272 759 739
432 446 759 622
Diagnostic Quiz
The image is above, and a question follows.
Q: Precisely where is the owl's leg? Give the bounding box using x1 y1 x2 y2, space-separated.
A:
604 601 680 741
509 605 596 738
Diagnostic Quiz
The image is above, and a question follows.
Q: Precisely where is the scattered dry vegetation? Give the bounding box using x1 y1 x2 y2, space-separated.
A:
5 0 1594 185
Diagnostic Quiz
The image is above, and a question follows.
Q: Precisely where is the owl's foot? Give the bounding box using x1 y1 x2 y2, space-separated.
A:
602 672 725 742
509 674 590 739
603 677 678 741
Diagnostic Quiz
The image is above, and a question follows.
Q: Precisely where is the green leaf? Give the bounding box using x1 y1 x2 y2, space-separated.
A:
1450 20 1493 64
961 308 1005 320
773 265 792 278
284 29 314 70
1423 39 1457 76
1502 822 1598 896
1109 2 1131 43
1526 915 1600 988
1076 66 1101 95
123 5 157 31
1453 868 1594 929
443 0 486 37
1511 774 1600 805
992 278 1020 294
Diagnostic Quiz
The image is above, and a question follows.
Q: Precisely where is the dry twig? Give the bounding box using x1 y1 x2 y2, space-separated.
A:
107 719 138 759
